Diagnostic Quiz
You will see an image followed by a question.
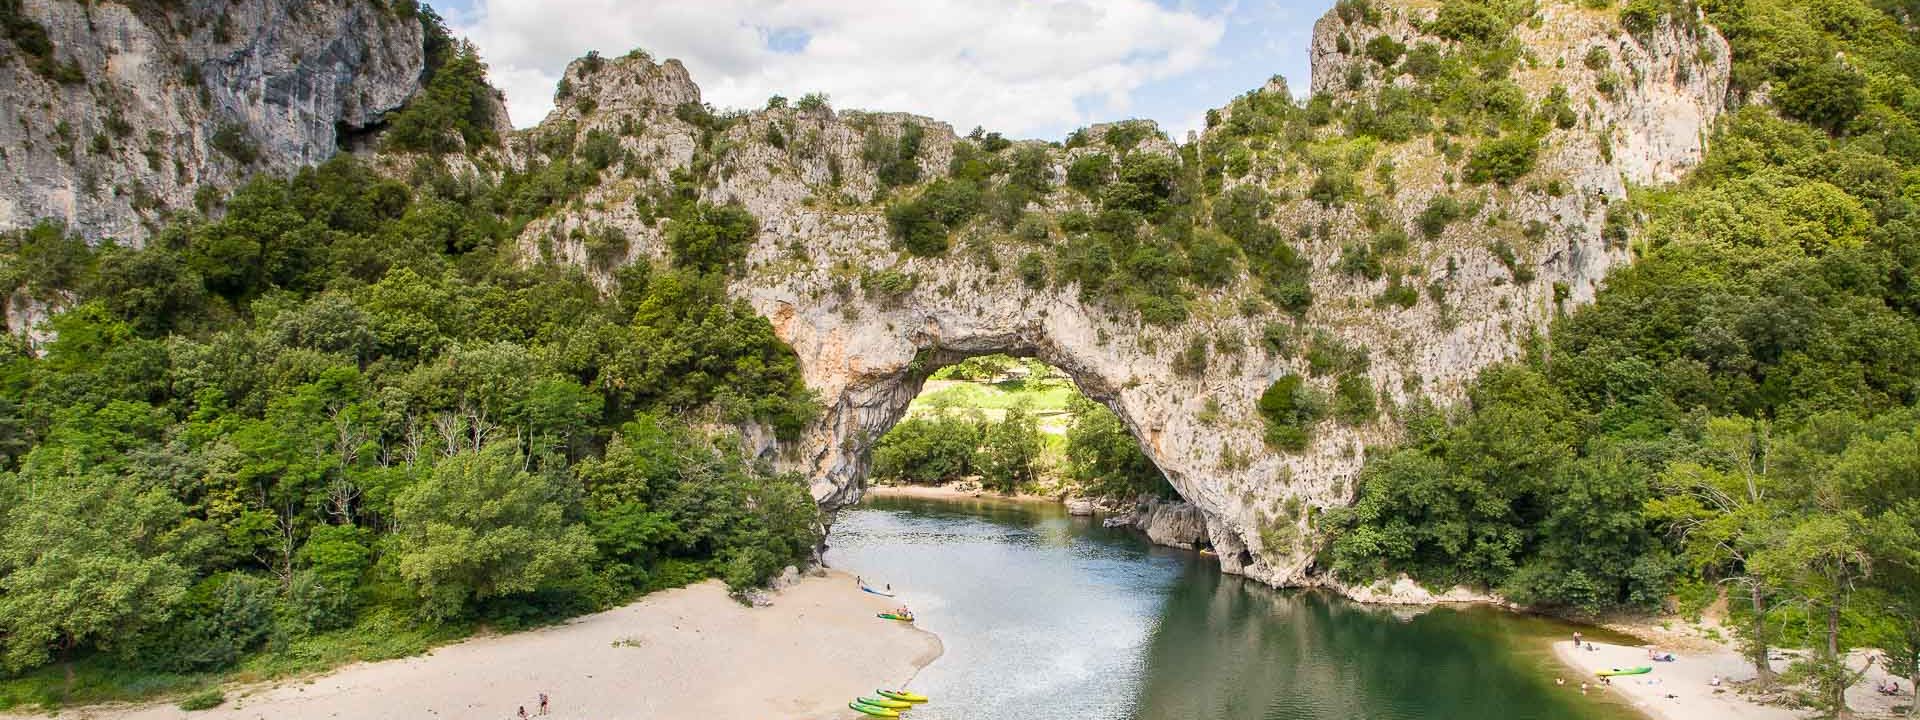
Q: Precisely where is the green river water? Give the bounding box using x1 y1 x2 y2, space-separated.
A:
825 494 1641 720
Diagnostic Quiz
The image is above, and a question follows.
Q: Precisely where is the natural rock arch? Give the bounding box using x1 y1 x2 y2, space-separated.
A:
1 0 1734 591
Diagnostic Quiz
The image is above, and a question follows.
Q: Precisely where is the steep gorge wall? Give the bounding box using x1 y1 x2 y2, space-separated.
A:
496 3 1729 588
0 0 1732 591
0 0 430 243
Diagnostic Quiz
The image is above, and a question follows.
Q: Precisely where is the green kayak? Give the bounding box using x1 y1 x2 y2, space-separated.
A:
849 700 900 717
877 612 914 622
1596 666 1653 677
858 695 912 708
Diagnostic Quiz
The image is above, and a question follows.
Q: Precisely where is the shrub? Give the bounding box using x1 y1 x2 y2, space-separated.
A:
796 92 831 113
864 123 925 190
1067 153 1113 195
179 690 225 711
1258 374 1325 451
209 122 260 165
1334 374 1378 424
1417 195 1465 238
1583 46 1610 71
667 202 758 274
1365 35 1406 67
1776 60 1866 134
1017 252 1049 289
1428 0 1508 44
886 179 981 257
1172 336 1209 377
1464 134 1542 185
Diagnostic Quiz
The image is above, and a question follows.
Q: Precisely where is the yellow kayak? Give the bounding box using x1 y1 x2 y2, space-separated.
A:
849 700 899 717
877 689 929 703
858 695 911 708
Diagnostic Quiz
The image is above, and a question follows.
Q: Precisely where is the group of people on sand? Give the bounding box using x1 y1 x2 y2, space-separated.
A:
1879 677 1906 696
514 692 550 719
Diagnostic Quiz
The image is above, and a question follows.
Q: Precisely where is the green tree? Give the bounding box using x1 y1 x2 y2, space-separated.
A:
0 457 195 673
391 443 596 619
1064 397 1168 499
1648 418 1788 685
977 406 1043 493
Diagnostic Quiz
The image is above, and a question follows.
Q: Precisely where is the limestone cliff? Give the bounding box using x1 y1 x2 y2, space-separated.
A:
0 0 430 243
3 0 1733 593
481 2 1728 589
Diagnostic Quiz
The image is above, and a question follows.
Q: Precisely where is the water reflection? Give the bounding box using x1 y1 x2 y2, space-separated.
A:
828 495 1636 720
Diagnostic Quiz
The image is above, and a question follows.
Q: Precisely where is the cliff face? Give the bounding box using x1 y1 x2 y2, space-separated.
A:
0 0 428 243
493 4 1729 588
3 0 1732 591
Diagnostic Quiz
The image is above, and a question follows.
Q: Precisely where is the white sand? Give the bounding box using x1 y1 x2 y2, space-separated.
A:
1552 640 1799 720
16 571 940 720
1552 640 1913 720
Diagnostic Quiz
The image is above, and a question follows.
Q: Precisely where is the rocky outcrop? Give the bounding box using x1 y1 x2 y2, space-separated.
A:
1333 574 1506 606
0 0 429 243
1136 500 1208 550
2 0 1733 595
470 0 1730 591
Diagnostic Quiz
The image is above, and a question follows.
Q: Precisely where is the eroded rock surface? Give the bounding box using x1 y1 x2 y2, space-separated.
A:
6 1 1732 592
0 0 430 242
496 4 1728 588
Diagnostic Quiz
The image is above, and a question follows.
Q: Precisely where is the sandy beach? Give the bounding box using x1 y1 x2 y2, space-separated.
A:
864 482 1062 505
9 571 940 720
1552 640 1911 720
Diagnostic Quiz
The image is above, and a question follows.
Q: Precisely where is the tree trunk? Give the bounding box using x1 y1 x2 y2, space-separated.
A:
1752 584 1775 684
1829 602 1849 719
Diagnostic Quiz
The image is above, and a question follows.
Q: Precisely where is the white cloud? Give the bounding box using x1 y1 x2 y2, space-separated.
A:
452 0 1227 139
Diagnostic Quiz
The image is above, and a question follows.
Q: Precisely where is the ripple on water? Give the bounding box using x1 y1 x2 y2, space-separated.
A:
827 496 1640 720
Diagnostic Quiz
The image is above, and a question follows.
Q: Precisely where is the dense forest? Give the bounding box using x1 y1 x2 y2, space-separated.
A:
0 10 827 699
1322 0 1920 713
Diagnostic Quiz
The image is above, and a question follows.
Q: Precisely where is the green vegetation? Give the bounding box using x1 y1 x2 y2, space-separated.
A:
1329 0 1920 713
1064 396 1174 499
1258 374 1325 451
0 147 820 707
2 0 82 83
870 357 1168 499
384 8 501 154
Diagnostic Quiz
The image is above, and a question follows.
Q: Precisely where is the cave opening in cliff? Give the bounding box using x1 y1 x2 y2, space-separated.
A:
863 353 1179 509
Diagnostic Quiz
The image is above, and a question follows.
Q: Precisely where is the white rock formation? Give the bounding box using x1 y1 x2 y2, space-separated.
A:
4 0 1732 593
492 2 1729 589
0 0 432 243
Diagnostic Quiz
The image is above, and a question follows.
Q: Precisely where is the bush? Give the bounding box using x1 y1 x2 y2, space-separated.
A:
1067 153 1113 195
1776 60 1866 134
667 202 758 274
209 123 259 165
872 415 980 483
1365 35 1406 67
1017 252 1049 289
1417 195 1466 237
886 179 980 257
1464 133 1541 185
1258 374 1324 451
178 690 225 711
1427 0 1508 44
1333 374 1377 424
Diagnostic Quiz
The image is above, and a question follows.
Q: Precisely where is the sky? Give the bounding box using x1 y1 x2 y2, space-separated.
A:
432 0 1335 142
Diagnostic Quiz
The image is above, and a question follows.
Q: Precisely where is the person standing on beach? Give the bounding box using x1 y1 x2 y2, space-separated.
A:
538 693 549 715
1572 631 1583 646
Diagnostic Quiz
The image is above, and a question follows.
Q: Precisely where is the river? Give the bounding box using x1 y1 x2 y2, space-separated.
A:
825 494 1640 720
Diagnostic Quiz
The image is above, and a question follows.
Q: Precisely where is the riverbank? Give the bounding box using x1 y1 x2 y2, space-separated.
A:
864 482 1063 505
1551 639 1912 720
4 571 940 720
